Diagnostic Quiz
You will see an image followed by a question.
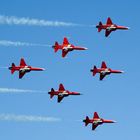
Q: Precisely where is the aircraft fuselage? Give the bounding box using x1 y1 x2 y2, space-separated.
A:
97 24 128 31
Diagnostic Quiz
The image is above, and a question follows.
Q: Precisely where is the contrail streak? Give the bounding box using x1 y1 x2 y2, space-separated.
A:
0 40 51 47
0 114 61 122
0 15 82 27
0 88 46 94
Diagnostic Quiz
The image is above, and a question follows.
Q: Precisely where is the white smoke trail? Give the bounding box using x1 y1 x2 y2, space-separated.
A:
0 40 51 47
0 15 81 27
0 114 61 122
0 88 46 94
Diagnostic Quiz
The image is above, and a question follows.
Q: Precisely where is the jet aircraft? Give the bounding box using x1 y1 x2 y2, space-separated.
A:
48 83 81 103
96 17 129 37
52 37 87 57
9 58 45 79
83 112 116 130
90 61 123 80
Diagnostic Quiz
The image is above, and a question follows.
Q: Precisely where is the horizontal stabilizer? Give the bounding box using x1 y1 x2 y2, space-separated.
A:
93 66 97 76
49 88 55 98
98 22 102 32
83 116 90 126
9 63 16 74
53 42 60 52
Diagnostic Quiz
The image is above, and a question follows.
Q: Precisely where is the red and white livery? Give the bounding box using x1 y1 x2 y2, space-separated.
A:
48 83 81 103
9 58 45 79
83 112 116 131
96 17 129 37
52 37 87 57
90 61 124 80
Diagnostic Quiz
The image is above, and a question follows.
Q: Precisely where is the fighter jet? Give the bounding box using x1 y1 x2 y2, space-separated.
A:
52 37 87 57
48 83 81 103
90 61 124 80
9 58 45 79
83 112 116 131
96 17 129 37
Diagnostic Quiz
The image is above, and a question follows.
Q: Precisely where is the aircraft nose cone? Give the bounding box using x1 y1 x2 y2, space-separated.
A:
52 45 55 49
76 92 81 95
41 68 45 71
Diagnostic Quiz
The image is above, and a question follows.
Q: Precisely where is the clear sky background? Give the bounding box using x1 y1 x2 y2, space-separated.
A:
0 0 139 140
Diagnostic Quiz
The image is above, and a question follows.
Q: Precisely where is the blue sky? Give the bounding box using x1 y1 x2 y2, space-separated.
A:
0 0 139 140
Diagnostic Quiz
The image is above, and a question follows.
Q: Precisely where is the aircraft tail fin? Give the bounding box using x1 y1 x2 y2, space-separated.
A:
12 63 15 67
83 116 90 126
91 66 98 76
9 63 16 74
49 88 55 98
53 42 60 53
98 22 102 32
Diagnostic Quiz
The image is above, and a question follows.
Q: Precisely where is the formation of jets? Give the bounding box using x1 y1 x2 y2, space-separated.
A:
4 17 129 131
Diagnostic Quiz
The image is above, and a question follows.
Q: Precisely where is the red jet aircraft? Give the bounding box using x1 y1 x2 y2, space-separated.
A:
96 17 129 37
9 58 45 79
83 112 116 131
52 37 87 57
48 83 81 103
90 61 123 80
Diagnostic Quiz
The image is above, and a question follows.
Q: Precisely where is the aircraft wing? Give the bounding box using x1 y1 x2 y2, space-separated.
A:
93 112 99 119
20 58 27 66
19 71 26 79
100 73 107 80
92 124 98 130
58 95 64 103
63 37 69 45
107 17 113 25
101 61 107 68
62 50 69 57
105 30 112 37
59 84 65 91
